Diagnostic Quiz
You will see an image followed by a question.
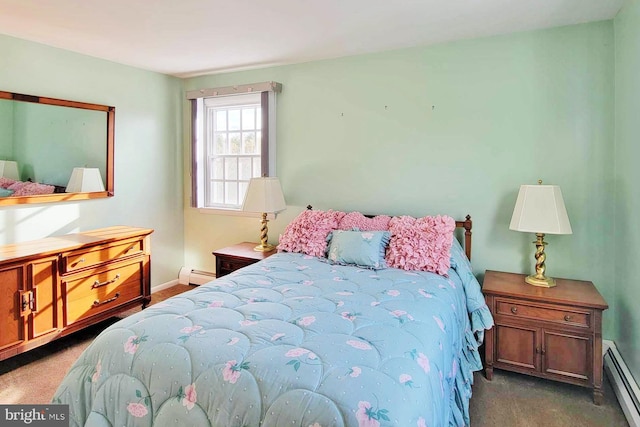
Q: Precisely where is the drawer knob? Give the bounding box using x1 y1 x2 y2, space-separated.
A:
564 315 572 322
511 306 518 314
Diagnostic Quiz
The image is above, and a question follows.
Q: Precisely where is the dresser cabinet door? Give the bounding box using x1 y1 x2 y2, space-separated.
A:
0 264 27 353
28 256 61 339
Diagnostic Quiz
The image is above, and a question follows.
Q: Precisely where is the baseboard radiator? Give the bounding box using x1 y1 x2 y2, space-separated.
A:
178 266 216 286
604 340 640 427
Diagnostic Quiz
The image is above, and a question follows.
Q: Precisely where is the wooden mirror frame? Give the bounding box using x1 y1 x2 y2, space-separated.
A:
0 90 114 205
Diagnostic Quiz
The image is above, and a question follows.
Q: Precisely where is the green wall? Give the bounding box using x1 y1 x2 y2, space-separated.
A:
0 34 185 286
0 100 14 159
614 0 640 386
183 22 617 338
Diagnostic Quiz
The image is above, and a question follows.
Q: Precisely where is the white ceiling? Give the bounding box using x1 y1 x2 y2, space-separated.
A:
0 0 625 78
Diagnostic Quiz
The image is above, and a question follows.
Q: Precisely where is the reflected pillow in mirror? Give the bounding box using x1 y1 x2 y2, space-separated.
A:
0 177 17 189
11 182 56 196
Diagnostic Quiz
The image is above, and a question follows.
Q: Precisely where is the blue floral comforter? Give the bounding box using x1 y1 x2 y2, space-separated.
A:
53 243 493 427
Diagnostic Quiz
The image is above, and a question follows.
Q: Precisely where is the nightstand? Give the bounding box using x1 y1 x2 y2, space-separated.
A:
482 270 608 404
212 242 276 277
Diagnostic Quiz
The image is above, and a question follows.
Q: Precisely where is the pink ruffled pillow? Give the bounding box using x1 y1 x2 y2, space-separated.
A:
0 177 16 189
338 211 391 231
11 182 56 196
278 209 346 257
385 215 456 275
7 181 29 193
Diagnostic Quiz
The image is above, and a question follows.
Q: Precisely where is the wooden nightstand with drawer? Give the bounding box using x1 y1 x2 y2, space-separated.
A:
482 270 608 404
212 242 276 278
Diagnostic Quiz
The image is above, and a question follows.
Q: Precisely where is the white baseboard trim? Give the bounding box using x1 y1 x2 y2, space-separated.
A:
178 266 217 286
151 267 217 294
151 279 180 293
603 339 640 427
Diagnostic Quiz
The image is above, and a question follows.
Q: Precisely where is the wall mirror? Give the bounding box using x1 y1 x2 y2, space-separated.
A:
0 90 114 205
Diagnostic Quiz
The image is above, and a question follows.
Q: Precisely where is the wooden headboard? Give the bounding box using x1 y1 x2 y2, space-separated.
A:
305 206 473 260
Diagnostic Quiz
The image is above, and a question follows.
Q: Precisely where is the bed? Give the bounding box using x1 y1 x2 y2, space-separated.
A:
53 210 493 427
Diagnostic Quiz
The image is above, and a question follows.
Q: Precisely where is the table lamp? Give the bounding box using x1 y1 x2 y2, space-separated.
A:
509 180 572 287
0 160 20 180
242 177 286 251
65 167 105 193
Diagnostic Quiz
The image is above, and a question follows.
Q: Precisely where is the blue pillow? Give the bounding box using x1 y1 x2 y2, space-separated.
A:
0 188 14 197
326 230 390 269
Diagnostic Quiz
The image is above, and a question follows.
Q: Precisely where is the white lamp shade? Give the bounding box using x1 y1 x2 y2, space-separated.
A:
65 167 105 193
510 184 572 234
0 160 19 180
242 177 286 213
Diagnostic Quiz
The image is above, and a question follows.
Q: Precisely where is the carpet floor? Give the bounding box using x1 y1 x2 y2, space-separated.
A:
0 284 630 426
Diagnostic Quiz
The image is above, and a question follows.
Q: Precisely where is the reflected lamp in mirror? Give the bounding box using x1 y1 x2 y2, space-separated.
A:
509 180 572 288
65 167 105 193
242 177 286 252
0 160 19 180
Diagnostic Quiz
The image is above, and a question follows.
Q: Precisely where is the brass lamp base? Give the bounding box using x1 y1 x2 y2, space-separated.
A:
254 243 276 252
525 275 556 288
253 212 275 252
525 233 556 288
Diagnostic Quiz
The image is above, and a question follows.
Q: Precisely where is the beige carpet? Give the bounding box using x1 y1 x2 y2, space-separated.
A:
469 369 629 427
0 284 630 426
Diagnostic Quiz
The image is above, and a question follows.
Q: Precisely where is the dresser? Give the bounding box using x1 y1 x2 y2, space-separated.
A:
482 270 608 404
212 242 276 277
0 226 153 362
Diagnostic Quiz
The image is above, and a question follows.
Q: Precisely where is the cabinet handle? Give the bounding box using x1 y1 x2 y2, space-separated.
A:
21 292 30 312
535 347 540 354
564 315 572 322
75 257 86 265
92 274 120 289
510 306 518 314
93 292 120 307
541 348 546 355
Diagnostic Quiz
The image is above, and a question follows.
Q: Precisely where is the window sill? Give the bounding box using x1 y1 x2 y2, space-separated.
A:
196 207 276 220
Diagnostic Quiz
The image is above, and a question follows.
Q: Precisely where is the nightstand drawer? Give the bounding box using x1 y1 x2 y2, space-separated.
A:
496 298 590 328
219 258 254 272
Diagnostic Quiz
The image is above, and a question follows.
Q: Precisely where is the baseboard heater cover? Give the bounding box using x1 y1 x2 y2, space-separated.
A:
178 266 216 285
604 341 640 427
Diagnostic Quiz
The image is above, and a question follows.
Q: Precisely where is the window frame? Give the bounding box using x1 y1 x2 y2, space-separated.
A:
188 82 280 214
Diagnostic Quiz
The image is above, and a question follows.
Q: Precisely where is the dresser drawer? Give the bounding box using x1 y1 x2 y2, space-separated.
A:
495 298 591 328
63 259 144 324
62 237 144 273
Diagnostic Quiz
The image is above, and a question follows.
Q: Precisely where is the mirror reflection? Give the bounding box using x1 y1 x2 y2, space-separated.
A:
0 91 114 205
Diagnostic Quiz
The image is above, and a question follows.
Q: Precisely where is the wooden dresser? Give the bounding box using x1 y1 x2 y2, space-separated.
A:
0 226 153 362
482 270 608 404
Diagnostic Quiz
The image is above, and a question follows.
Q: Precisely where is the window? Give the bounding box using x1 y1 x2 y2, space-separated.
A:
188 82 281 211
